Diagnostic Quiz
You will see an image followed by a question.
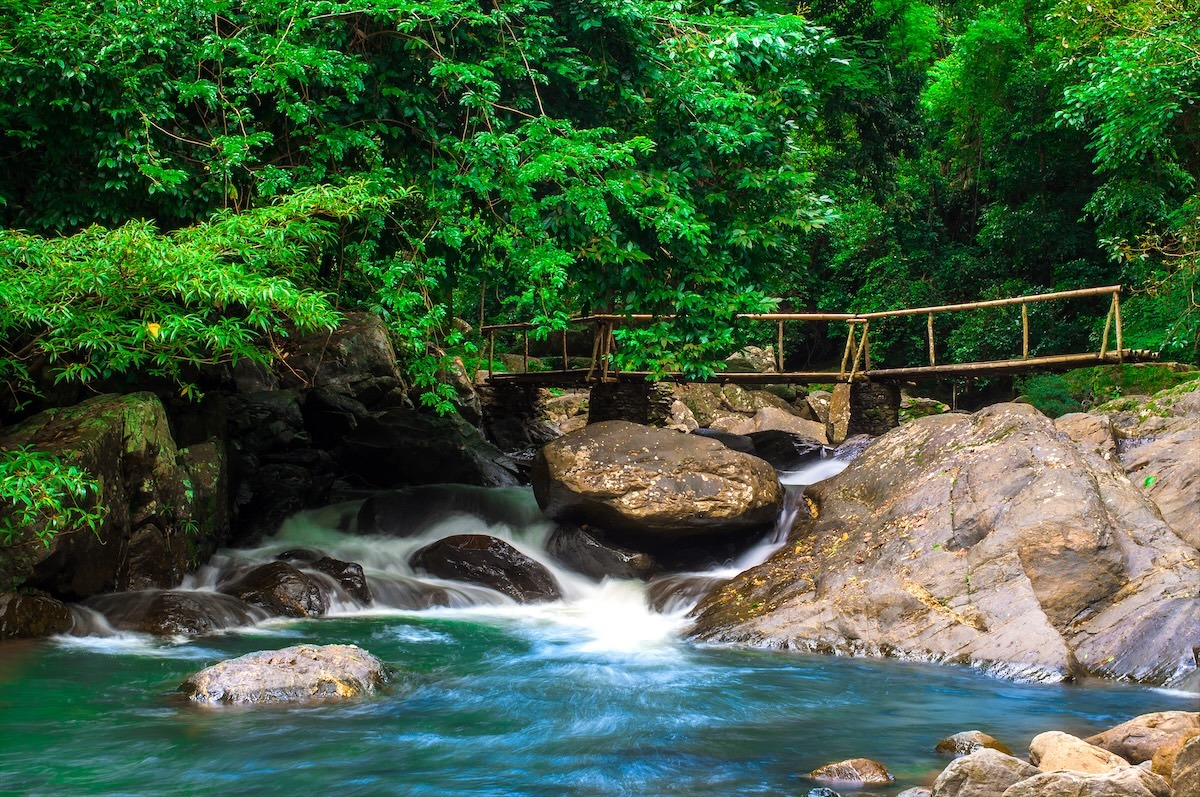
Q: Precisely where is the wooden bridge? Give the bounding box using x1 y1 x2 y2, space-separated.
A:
481 285 1158 386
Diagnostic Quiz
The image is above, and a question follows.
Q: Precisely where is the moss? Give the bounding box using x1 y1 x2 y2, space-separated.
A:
1018 364 1199 418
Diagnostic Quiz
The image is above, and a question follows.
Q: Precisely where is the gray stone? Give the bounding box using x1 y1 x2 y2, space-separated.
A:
0 593 73 638
409 534 562 603
999 766 1170 797
1029 731 1129 774
809 757 893 785
180 644 388 705
690 403 1200 686
936 731 1013 758
219 561 328 618
931 748 1039 797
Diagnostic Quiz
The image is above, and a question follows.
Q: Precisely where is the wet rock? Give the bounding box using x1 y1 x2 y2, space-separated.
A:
301 389 368 448
532 420 782 542
181 643 388 705
119 523 189 591
897 789 932 797
275 548 324 563
1085 711 1200 766
0 593 73 638
692 428 756 455
545 525 658 581
357 485 545 537
810 757 893 785
1173 737 1200 796
1000 766 1170 797
806 788 840 797
309 557 372 604
745 430 827 471
936 731 1013 758
86 590 266 635
690 403 1200 686
368 576 470 610
0 392 203 601
409 534 562 603
339 407 520 488
218 561 327 618
930 748 1038 797
646 573 729 614
1030 731 1129 774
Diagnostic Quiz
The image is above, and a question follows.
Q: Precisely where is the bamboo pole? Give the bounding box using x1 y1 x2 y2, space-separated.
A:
488 331 495 379
586 321 601 382
839 323 857 379
561 329 569 372
523 329 529 373
1114 292 1123 361
927 312 936 366
777 320 784 372
850 285 1122 320
1021 303 1029 359
1099 296 1114 358
850 322 869 379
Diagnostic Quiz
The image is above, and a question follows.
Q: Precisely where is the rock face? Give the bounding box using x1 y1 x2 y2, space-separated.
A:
930 748 1038 797
710 406 829 444
0 392 224 600
1174 737 1200 797
1029 731 1129 774
409 535 562 603
532 421 782 542
1085 711 1200 766
1121 432 1200 550
690 403 1200 686
181 644 388 704
999 767 1170 797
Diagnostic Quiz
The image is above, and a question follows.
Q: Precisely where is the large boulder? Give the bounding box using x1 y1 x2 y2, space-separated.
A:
1085 711 1200 766
690 403 1200 686
931 748 1039 797
1173 737 1200 796
545 525 659 581
999 767 1170 797
1029 731 1129 774
710 406 829 445
532 420 782 542
0 593 73 638
0 393 218 600
181 644 388 704
275 312 405 400
409 534 562 603
1121 431 1200 550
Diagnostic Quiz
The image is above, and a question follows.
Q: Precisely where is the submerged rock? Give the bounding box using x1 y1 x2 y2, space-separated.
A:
809 757 893 785
86 590 266 635
309 557 372 605
689 403 1200 686
930 748 1038 797
409 534 562 603
935 731 1012 758
181 643 387 704
532 420 782 542
218 561 327 618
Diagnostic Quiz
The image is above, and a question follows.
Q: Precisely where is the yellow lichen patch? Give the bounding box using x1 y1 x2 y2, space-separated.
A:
900 578 987 631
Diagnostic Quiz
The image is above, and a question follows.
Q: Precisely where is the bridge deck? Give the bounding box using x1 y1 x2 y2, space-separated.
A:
486 349 1158 386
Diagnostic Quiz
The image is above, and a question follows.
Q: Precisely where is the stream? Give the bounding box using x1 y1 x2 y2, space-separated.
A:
1 459 1193 796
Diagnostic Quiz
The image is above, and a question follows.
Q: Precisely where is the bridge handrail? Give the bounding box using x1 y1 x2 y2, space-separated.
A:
479 284 1129 380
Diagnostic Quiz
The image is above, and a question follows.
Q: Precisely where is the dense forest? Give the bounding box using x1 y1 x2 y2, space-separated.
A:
0 0 1196 414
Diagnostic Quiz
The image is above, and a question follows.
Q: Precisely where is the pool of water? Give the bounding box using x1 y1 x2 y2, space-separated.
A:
1 466 1193 796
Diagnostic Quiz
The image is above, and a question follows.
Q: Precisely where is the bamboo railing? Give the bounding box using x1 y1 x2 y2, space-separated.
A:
480 285 1153 384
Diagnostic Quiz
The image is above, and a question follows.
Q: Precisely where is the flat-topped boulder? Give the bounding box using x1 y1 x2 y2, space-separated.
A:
532 420 782 542
409 534 562 603
690 402 1200 686
181 644 388 705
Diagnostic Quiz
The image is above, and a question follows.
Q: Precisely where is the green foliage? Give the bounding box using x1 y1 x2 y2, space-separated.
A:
1 180 405 405
1017 364 1200 416
0 446 104 548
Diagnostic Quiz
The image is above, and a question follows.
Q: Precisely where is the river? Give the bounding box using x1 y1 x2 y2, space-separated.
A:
1 460 1192 796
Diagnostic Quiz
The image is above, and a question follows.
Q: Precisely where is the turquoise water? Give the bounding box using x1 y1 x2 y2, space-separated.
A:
1 477 1194 796
0 612 1192 797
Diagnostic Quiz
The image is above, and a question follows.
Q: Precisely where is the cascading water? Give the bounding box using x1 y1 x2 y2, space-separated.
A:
3 454 1192 797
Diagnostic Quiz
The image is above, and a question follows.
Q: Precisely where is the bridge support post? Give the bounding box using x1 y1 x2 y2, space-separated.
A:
828 381 901 444
587 382 676 427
